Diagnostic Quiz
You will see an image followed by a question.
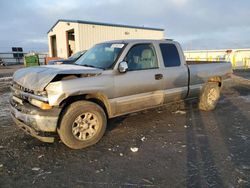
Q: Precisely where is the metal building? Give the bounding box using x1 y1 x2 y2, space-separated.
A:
47 19 165 58
184 49 250 69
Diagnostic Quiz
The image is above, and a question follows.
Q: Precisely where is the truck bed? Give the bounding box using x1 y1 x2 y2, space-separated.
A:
186 61 232 98
186 60 229 64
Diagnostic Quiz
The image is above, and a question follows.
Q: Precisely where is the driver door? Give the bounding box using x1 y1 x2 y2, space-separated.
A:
113 43 164 116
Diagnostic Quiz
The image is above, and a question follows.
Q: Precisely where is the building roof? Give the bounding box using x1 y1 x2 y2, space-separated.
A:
48 19 164 33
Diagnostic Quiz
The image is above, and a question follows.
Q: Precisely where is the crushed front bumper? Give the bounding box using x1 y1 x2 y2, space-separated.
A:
10 98 61 143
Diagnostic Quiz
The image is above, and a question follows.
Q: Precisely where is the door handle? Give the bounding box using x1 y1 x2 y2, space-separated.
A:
155 74 163 80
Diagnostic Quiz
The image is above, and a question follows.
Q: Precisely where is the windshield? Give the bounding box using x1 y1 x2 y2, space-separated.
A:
75 43 125 69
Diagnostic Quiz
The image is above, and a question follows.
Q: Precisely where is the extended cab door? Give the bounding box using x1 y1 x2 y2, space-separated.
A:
113 43 164 116
158 42 189 102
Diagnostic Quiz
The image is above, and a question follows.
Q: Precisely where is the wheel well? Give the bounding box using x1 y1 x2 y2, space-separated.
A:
59 94 109 116
87 98 109 117
208 76 222 87
57 94 110 129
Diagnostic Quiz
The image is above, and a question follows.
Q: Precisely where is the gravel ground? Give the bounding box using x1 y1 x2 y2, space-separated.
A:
0 71 249 188
0 65 23 78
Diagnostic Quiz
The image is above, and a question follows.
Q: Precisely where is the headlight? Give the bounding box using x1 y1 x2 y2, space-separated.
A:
29 98 52 110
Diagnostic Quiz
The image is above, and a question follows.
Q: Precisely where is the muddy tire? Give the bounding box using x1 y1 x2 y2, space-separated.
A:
57 101 107 149
199 82 220 111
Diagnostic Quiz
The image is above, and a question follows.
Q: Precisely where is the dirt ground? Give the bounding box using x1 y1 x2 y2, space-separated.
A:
0 70 249 188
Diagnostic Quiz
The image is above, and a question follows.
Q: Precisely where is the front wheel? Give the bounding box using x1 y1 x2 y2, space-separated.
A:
199 82 221 111
57 101 107 149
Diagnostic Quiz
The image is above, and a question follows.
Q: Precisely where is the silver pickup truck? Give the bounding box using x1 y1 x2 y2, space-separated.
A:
10 39 232 149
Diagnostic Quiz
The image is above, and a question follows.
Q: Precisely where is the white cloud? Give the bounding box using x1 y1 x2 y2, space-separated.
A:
168 0 190 7
0 0 250 51
25 38 48 44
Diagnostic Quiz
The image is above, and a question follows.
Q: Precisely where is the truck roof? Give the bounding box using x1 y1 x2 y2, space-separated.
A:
104 39 174 44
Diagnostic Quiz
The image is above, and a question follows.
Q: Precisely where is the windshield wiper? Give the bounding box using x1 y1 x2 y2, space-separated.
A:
81 64 105 70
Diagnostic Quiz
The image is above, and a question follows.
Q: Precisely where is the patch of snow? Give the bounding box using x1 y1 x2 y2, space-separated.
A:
0 93 11 120
237 177 247 184
141 136 146 142
32 167 40 171
142 178 153 184
174 110 186 115
38 155 44 159
240 95 250 103
130 147 139 152
95 169 104 173
241 165 250 170
0 77 12 82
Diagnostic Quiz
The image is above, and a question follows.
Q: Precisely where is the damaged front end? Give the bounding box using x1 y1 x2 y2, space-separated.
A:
10 82 61 143
10 65 103 143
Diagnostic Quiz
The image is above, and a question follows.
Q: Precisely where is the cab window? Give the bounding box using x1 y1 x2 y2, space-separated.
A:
124 44 158 71
160 43 181 67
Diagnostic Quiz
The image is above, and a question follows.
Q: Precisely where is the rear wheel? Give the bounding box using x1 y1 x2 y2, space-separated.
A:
199 82 220 111
57 101 107 149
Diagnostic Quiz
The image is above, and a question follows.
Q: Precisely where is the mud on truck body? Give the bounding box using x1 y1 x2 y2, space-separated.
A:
10 39 232 149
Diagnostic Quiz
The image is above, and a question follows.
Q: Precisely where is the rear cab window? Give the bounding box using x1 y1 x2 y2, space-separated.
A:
159 43 181 67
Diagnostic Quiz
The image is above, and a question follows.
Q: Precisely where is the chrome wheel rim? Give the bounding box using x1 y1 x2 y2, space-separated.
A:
207 88 219 106
72 112 99 141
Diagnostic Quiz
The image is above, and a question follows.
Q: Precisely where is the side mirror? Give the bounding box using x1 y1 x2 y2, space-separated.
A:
118 61 128 73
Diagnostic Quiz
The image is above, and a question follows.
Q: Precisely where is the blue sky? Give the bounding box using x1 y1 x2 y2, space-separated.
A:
0 0 249 52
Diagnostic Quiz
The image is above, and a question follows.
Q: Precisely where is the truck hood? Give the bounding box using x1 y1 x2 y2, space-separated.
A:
13 65 102 91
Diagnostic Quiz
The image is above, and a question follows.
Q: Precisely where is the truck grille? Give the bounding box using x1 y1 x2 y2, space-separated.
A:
10 82 49 103
12 82 34 95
